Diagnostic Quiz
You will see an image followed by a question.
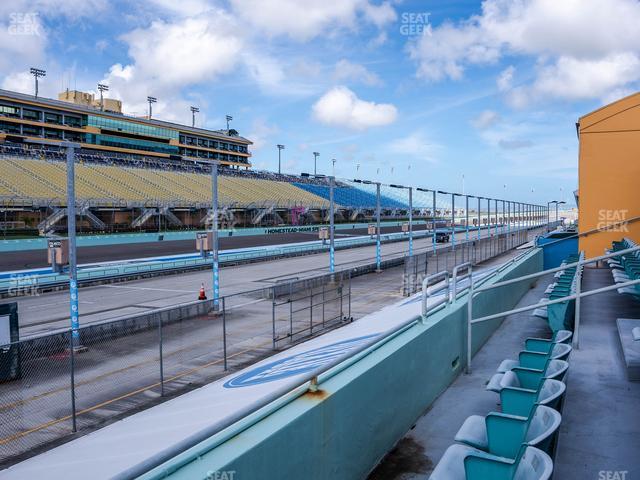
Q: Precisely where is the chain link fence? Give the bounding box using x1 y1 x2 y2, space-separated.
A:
0 223 549 466
0 272 350 467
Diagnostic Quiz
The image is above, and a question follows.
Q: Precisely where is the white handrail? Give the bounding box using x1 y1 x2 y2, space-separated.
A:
466 244 640 372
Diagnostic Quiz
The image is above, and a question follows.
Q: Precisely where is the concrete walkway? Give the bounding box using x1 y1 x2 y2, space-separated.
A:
554 268 640 479
369 273 553 479
370 267 640 480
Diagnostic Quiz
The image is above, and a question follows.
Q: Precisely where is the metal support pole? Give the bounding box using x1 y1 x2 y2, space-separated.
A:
376 182 381 271
330 176 335 273
451 193 455 249
432 190 437 254
466 274 474 374
211 162 220 309
66 145 80 349
477 197 481 240
69 333 77 432
222 297 228 370
508 201 511 247
408 187 413 257
271 299 276 350
465 196 469 242
574 261 582 350
158 315 164 396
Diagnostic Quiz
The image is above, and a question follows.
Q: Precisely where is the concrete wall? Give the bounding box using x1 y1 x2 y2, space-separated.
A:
147 249 543 480
578 92 640 258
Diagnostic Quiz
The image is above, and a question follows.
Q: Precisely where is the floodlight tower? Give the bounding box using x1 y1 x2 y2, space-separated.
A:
190 106 200 127
147 96 157 119
97 84 109 111
30 67 46 98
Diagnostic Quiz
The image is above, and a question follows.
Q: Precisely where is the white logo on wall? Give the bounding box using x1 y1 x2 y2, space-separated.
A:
224 334 380 388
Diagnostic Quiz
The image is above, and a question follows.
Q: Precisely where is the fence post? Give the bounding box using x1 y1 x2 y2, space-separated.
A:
271 297 276 350
348 271 352 320
340 278 344 320
466 275 474 374
158 314 164 396
289 282 293 342
322 282 326 328
222 297 228 370
574 260 583 350
309 289 314 335
69 331 77 432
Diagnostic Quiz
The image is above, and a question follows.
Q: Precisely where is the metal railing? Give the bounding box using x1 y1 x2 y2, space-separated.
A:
465 244 640 372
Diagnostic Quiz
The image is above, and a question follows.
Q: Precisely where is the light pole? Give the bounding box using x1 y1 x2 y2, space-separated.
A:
147 96 157 119
30 67 46 98
211 160 220 309
332 158 337 177
63 142 82 351
313 152 319 176
97 83 109 111
190 106 199 128
329 176 335 273
226 115 233 131
277 144 285 174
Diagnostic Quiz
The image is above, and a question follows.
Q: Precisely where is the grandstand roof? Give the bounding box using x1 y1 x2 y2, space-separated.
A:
0 89 252 144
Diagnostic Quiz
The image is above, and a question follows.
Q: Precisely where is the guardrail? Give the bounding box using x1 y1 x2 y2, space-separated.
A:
465 244 640 372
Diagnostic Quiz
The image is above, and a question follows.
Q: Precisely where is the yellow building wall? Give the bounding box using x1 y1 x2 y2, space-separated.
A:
578 93 640 258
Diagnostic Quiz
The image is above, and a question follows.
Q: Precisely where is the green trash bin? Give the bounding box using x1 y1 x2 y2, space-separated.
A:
0 302 20 382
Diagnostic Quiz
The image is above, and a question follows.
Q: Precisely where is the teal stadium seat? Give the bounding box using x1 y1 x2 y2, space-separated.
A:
430 444 553 480
454 405 561 458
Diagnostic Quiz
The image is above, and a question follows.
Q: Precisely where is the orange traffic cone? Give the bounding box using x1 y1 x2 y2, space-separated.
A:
198 283 207 300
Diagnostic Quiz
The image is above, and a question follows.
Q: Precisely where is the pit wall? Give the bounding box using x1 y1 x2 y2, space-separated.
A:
0 221 427 252
144 248 543 480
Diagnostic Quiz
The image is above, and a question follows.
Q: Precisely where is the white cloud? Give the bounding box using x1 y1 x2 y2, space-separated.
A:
388 132 437 163
248 118 280 151
408 0 640 104
333 59 383 86
1 72 34 94
497 65 515 91
387 131 439 163
525 53 640 102
471 110 500 129
229 0 396 41
98 14 243 123
312 86 397 130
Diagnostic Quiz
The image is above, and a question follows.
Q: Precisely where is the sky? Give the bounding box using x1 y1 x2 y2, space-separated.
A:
3 1 640 207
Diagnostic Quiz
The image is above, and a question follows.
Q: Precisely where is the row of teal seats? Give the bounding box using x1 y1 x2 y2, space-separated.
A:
531 253 583 332
430 329 572 480
607 237 640 302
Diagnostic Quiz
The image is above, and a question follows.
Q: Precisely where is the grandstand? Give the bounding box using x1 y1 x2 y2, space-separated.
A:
0 142 440 234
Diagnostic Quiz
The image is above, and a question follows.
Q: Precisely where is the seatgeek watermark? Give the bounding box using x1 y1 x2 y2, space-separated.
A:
205 470 236 480
597 209 629 233
8 12 41 36
400 12 432 36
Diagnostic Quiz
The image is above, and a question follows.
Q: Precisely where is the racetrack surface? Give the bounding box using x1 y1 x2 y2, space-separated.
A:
0 225 429 271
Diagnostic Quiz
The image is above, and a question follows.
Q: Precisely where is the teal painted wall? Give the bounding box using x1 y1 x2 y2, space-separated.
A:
0 221 427 252
143 249 543 480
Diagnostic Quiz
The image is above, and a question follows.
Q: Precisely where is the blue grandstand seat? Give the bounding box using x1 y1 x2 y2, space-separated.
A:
292 183 406 209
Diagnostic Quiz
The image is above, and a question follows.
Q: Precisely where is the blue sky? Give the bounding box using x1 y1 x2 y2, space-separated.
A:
3 0 640 206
